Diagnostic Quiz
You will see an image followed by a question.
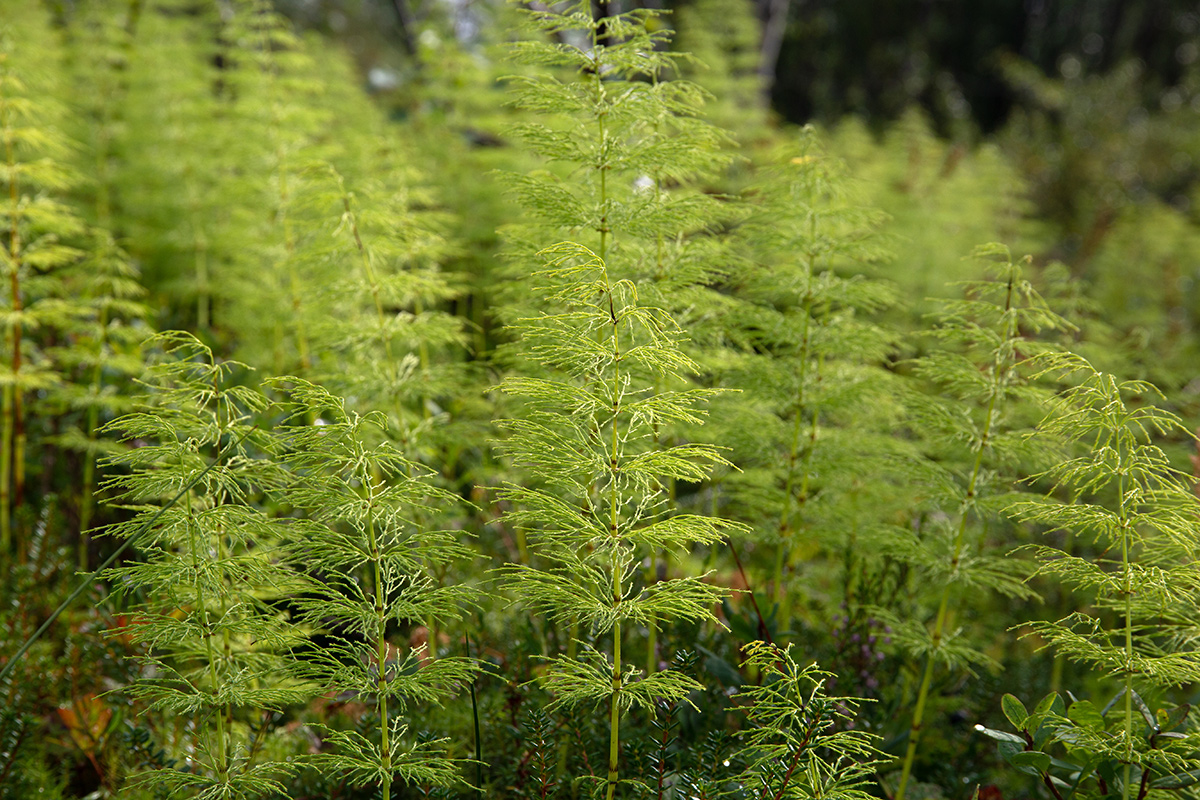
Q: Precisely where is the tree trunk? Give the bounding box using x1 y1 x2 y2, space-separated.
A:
389 0 419 58
758 0 791 104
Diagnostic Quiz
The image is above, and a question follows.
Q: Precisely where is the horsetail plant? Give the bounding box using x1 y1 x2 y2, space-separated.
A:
52 1 154 567
219 0 332 377
891 245 1073 799
501 0 741 681
496 242 741 800
726 129 895 639
981 360 1200 800
114 0 236 333
99 332 304 798
0 11 87 559
315 164 463 451
309 160 470 658
48 231 149 569
268 378 479 799
501 0 734 310
57 0 144 233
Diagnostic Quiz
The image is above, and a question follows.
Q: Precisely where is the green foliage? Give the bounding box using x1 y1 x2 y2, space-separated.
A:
113 0 231 332
981 689 1200 800
49 230 149 568
310 164 465 452
998 52 1200 394
496 0 746 706
0 5 87 555
99 333 302 798
499 0 734 302
2 2 1200 799
736 642 880 800
496 240 739 798
671 0 767 140
888 245 1076 798
717 127 897 640
827 111 1046 314
986 361 1200 800
271 378 479 797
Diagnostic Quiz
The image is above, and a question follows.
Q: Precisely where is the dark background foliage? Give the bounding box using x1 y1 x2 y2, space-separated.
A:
276 0 1199 135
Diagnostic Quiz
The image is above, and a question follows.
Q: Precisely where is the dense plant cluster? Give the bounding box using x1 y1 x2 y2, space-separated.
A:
2 2 1200 800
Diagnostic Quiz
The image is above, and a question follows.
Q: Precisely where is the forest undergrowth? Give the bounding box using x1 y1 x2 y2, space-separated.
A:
3 2 1200 800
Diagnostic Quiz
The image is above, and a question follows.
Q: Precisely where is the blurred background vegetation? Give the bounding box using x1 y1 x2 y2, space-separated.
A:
270 0 1200 396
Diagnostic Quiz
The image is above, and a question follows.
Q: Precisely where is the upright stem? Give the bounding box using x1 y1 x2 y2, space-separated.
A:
773 279 815 623
364 470 393 799
339 182 440 656
340 185 409 443
256 9 310 373
210 369 236 752
591 21 620 794
1 386 10 557
189 491 228 783
592 23 609 265
646 553 657 676
1118 466 1132 800
606 275 622 800
608 574 622 800
280 167 310 368
78 27 127 565
78 304 109 570
190 205 210 331
3 100 20 557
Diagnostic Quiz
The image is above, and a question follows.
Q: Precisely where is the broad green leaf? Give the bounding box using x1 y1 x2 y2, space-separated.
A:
977 725 1025 744
1067 700 1105 732
1002 693 1029 729
1008 750 1052 775
1034 691 1064 718
1152 769 1200 789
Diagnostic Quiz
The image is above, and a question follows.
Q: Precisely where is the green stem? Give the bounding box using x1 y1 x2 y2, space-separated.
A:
773 287 814 620
1118 465 1132 800
189 494 229 783
191 210 209 331
596 18 620 787
646 549 657 677
592 23 609 265
3 100 19 558
1 386 10 558
608 614 622 800
255 11 310 374
339 177 441 658
365 470 393 800
895 591 951 800
209 368 236 756
78 306 108 571
606 255 622 800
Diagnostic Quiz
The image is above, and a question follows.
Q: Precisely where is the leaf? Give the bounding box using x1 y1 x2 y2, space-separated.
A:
997 740 1024 763
1067 700 1105 732
1007 750 1052 775
1002 694 1029 729
1130 689 1156 729
1034 691 1064 718
1152 769 1200 789
977 725 1025 744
